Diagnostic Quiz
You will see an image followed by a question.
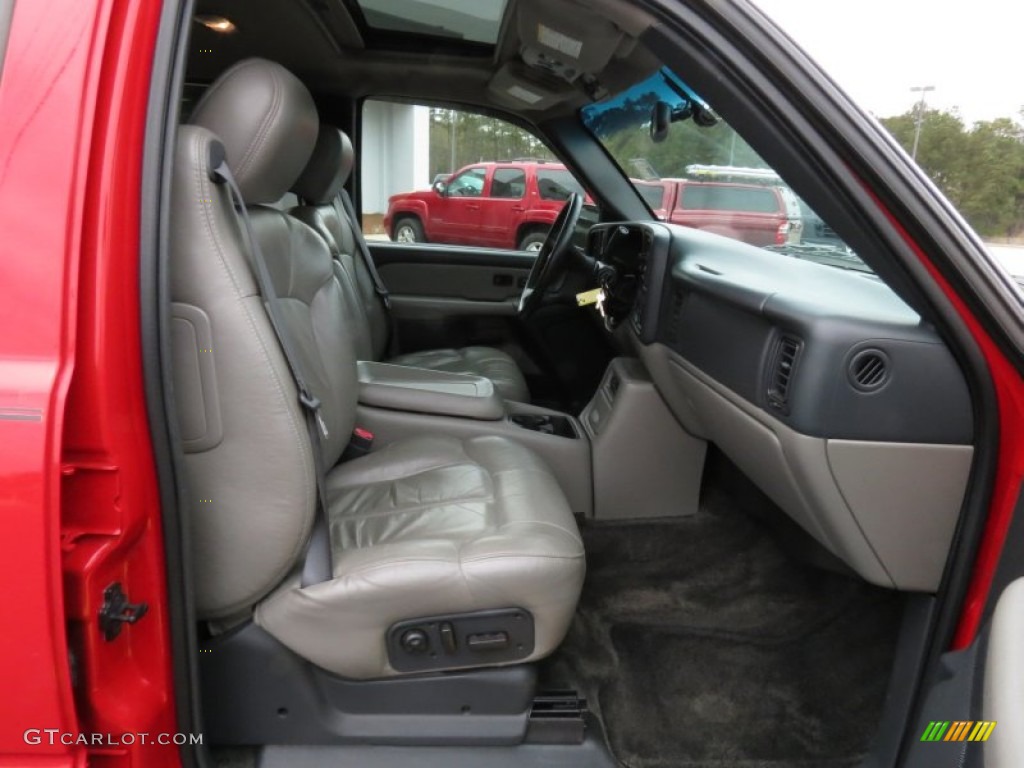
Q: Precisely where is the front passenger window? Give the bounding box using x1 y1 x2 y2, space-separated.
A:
447 167 486 197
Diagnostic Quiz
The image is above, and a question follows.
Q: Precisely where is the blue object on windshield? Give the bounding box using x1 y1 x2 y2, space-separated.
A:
581 67 710 137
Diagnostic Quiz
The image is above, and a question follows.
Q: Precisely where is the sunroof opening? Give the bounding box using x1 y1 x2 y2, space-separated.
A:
356 0 509 44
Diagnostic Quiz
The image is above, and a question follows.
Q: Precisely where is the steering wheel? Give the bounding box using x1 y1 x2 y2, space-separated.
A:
518 193 584 316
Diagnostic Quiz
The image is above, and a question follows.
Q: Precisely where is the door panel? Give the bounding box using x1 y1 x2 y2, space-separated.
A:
370 242 614 409
379 263 527 302
433 166 487 244
372 243 532 358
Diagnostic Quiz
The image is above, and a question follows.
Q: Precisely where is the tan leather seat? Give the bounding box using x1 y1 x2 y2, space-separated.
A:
290 127 530 402
170 58 583 679
257 435 583 678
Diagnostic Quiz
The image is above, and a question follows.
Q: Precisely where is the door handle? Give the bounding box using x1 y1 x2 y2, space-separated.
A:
466 203 480 211
511 206 525 213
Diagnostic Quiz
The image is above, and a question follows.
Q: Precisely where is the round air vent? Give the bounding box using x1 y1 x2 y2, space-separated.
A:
848 349 890 392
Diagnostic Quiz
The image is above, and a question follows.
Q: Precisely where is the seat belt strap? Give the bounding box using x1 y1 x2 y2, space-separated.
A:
337 189 392 311
337 189 400 355
210 152 332 587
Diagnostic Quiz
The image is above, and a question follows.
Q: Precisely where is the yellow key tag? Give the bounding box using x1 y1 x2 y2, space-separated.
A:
576 288 603 307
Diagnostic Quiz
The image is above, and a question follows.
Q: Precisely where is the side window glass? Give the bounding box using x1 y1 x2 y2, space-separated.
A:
447 167 486 197
492 168 526 199
537 169 583 201
360 99 588 252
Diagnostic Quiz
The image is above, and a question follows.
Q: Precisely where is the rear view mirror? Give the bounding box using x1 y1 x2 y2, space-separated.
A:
650 101 671 143
692 104 719 128
433 180 447 195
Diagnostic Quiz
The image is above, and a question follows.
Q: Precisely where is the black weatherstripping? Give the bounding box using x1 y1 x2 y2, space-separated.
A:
139 0 207 766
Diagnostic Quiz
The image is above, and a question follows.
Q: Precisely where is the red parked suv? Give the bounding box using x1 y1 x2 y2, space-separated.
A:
384 161 583 251
633 170 803 246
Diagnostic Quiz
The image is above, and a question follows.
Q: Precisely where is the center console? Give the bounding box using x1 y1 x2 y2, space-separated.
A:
354 361 593 516
580 357 706 519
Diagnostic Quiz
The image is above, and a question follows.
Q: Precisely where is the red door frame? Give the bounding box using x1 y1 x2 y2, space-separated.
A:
0 0 177 765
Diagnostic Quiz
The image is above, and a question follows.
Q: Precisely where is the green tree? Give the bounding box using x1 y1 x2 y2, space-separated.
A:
881 108 1024 238
428 108 554 181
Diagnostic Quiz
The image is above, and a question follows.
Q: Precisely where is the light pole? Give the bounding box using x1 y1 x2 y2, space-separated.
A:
450 109 457 173
910 85 935 160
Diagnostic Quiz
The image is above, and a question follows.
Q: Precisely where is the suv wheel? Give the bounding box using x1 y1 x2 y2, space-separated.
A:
393 217 425 244
518 231 548 252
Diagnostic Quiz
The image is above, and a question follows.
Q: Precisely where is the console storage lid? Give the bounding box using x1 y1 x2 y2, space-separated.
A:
356 361 505 421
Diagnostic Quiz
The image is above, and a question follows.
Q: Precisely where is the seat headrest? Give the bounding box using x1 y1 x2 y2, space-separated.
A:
190 58 318 204
292 126 354 204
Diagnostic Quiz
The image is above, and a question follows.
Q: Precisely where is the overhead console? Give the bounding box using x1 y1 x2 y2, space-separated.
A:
584 221 975 592
487 0 659 111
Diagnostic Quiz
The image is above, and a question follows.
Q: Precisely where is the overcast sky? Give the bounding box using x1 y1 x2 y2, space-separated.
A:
752 0 1024 124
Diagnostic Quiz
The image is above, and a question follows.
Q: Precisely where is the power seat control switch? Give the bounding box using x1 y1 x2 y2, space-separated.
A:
467 631 509 650
400 628 430 654
386 608 535 673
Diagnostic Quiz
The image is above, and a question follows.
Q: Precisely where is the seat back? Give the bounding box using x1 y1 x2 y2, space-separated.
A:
291 127 390 361
169 59 357 620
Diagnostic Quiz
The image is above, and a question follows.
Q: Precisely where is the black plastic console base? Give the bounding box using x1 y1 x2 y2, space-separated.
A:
509 413 578 438
526 690 588 744
257 713 617 768
200 621 536 746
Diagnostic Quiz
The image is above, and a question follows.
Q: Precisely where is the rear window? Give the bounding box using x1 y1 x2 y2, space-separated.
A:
537 169 584 201
492 167 526 199
680 184 778 214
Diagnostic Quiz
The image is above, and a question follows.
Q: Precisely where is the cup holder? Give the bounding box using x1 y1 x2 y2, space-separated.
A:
509 413 577 438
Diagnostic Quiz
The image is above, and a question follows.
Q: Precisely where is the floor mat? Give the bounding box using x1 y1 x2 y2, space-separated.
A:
544 481 904 768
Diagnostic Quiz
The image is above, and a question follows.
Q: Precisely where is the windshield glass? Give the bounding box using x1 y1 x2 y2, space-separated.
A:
581 68 868 272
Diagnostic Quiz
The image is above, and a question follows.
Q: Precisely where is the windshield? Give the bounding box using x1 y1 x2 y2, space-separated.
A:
581 68 868 272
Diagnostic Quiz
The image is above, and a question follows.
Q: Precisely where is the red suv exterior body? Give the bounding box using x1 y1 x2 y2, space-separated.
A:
634 178 802 246
383 161 582 250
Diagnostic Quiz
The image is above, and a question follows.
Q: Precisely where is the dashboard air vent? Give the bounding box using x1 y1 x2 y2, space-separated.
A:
848 349 890 392
767 334 802 411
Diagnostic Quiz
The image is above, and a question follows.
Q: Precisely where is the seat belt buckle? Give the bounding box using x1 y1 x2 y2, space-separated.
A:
342 427 375 461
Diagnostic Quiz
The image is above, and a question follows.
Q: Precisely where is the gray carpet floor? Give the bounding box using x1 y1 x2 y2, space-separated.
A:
543 473 904 768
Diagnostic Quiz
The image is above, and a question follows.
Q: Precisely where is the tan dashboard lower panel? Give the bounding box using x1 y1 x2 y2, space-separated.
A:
636 341 973 592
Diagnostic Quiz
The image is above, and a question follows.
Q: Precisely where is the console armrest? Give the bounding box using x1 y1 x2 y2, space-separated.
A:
356 361 505 421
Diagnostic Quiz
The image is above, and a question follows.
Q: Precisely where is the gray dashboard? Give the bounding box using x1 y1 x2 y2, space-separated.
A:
588 221 975 592
591 221 973 445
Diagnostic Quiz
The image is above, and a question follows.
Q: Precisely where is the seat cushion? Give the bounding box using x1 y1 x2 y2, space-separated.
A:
387 346 529 402
255 435 585 679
